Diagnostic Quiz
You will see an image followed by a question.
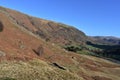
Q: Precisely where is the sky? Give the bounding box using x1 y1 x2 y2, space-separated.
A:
0 0 120 37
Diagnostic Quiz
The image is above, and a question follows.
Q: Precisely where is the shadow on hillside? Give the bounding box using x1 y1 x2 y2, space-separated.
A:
86 41 120 62
0 21 4 32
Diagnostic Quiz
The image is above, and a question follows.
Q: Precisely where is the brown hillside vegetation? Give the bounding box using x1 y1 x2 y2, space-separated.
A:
0 6 120 80
0 6 86 45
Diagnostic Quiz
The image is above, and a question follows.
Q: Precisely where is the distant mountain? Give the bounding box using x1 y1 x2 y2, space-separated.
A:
88 36 120 45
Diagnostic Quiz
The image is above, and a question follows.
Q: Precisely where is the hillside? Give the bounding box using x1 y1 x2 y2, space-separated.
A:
0 6 86 46
89 36 120 45
0 6 120 80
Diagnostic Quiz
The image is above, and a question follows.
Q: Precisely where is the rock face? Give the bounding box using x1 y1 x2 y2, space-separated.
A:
0 51 6 57
33 45 44 56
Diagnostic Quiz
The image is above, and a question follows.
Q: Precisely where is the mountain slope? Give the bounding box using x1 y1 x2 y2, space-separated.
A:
0 6 120 80
0 6 86 45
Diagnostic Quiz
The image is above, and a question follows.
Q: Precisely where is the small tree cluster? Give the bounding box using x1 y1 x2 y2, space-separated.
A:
64 45 82 52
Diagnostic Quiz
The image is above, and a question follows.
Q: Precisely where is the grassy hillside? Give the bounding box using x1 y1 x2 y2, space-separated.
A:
0 59 83 80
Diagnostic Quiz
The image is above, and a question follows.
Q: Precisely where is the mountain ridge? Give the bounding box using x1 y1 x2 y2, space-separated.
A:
1 6 120 46
89 36 120 45
0 6 87 46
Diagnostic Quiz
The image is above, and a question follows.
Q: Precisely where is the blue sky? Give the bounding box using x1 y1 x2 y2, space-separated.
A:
0 0 120 37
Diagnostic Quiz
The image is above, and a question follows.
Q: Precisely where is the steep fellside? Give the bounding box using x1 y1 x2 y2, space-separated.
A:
0 11 50 60
0 6 86 45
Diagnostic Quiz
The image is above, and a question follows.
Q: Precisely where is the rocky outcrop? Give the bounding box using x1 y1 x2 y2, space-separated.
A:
52 63 66 70
0 51 6 57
